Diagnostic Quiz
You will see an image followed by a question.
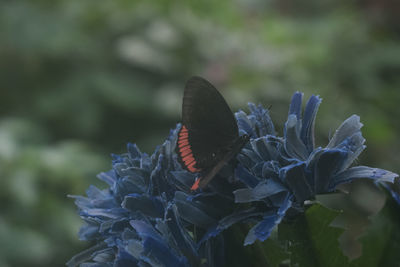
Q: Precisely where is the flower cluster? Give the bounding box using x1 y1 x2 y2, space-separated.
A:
68 92 398 267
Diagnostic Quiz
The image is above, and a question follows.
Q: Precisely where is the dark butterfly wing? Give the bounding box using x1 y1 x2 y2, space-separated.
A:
176 76 246 190
183 76 238 165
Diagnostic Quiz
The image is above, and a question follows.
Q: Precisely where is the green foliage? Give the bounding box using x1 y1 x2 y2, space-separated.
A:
281 204 348 266
0 118 107 266
352 198 400 267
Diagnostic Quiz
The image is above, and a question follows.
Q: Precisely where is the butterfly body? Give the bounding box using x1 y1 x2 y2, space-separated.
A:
176 76 249 190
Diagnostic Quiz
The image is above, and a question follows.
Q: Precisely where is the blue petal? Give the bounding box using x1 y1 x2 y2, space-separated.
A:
244 194 292 245
66 243 108 267
99 218 130 234
313 149 348 193
236 110 256 137
300 95 321 153
170 171 196 191
114 250 139 267
335 132 365 170
381 183 400 205
91 248 114 262
174 192 218 228
127 143 142 159
235 165 260 188
280 162 313 203
78 223 100 240
284 114 308 160
261 161 280 179
114 165 148 185
86 185 111 200
142 237 189 267
329 166 399 190
163 205 199 264
130 220 164 244
81 263 112 267
122 194 164 218
199 208 264 245
248 103 276 136
97 170 118 186
114 177 146 198
251 137 282 162
234 180 287 203
288 92 303 118
327 115 363 148
83 207 127 220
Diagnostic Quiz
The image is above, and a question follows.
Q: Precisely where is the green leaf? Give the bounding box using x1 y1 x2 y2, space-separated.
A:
352 197 400 267
224 224 290 267
279 204 350 267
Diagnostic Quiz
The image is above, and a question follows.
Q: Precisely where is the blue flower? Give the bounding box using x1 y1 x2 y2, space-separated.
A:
176 92 398 246
67 129 224 267
230 92 398 244
69 92 398 266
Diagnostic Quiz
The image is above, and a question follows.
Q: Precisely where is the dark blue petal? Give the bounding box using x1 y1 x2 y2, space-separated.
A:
381 183 400 205
329 166 399 190
142 237 189 267
244 194 292 245
261 161 280 179
335 132 365 170
237 148 259 171
327 115 363 148
234 180 287 203
251 137 281 162
235 165 260 188
97 170 117 186
288 92 303 118
185 192 232 218
248 103 276 136
174 192 218 228
91 248 114 262
83 207 127 220
199 208 264 245
239 147 263 165
280 162 313 203
170 171 196 191
114 165 148 185
163 205 199 265
86 185 110 200
300 95 321 153
127 143 142 159
284 115 308 160
236 110 256 137
122 194 164 218
66 243 108 267
313 149 348 193
130 220 164 244
78 225 99 240
81 263 112 267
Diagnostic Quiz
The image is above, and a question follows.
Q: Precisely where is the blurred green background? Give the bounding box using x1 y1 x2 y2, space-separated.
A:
0 0 399 266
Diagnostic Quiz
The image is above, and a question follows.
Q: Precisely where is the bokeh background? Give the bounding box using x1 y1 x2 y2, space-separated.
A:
1 0 399 266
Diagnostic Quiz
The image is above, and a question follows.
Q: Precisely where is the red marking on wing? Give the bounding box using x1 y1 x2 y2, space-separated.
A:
180 126 188 133
178 137 188 143
180 148 192 157
179 144 192 152
177 125 201 173
178 140 189 147
183 154 195 164
179 132 189 138
191 178 201 190
187 161 198 172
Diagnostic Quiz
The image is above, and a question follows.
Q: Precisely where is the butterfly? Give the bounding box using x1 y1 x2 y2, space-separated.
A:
176 76 250 190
